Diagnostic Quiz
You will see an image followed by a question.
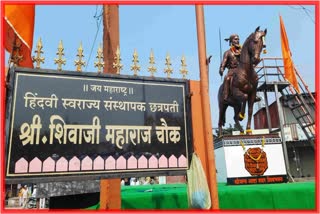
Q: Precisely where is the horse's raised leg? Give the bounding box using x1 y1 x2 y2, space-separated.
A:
232 88 248 123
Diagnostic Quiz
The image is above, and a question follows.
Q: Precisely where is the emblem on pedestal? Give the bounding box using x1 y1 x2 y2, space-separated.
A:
241 137 268 176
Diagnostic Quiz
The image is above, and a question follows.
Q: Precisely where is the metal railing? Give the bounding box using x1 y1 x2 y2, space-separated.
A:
255 57 315 147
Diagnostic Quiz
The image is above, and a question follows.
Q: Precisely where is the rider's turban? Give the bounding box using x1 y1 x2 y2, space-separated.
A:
225 34 240 46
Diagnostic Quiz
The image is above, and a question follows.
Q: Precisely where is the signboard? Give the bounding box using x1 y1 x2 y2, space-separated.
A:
5 67 192 183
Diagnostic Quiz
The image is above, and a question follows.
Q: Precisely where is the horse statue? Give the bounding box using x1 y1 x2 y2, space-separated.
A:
218 26 267 137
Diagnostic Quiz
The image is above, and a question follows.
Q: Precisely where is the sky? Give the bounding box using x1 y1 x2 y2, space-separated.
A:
3 3 317 131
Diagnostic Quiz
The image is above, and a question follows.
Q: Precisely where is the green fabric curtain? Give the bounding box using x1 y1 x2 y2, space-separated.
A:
217 182 315 209
86 181 315 210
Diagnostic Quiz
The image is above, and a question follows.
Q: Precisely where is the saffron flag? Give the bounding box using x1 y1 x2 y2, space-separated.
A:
280 15 300 93
4 5 35 68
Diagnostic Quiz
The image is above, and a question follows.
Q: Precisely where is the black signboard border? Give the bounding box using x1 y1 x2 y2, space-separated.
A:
5 66 193 184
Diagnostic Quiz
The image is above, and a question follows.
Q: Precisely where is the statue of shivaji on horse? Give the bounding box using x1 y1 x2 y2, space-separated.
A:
218 26 267 137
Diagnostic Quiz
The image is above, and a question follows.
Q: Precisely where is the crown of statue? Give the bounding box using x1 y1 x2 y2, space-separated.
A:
224 34 240 46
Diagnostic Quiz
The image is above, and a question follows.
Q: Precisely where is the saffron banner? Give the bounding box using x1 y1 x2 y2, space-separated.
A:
280 15 300 93
4 5 35 68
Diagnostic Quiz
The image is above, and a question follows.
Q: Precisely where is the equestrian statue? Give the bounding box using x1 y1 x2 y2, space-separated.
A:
218 26 267 137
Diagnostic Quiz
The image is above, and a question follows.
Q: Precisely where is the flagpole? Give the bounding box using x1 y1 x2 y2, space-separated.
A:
195 5 219 209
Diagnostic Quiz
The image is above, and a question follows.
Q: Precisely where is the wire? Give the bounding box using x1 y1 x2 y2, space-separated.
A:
299 6 315 24
85 6 103 72
93 5 103 28
288 5 315 24
288 5 302 10
299 5 314 13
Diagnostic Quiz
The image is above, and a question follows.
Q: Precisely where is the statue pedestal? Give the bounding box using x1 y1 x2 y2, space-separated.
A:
214 134 287 185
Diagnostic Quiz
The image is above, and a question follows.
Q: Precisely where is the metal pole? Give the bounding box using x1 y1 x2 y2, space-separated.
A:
100 5 121 210
274 83 294 182
263 90 272 132
195 5 219 209
102 5 119 74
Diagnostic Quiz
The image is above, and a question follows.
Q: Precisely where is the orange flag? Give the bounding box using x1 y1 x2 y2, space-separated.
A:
4 5 35 68
280 15 300 93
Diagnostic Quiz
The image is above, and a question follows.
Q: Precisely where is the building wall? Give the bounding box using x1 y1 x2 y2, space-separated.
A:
166 176 186 184
254 102 280 129
298 147 315 177
254 93 315 130
287 143 314 178
253 93 315 179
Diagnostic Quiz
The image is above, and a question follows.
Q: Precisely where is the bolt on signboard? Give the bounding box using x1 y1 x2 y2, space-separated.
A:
5 67 193 183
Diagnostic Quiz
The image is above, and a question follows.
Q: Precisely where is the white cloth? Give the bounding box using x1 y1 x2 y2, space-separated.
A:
159 176 166 184
22 188 28 199
130 177 137 186
39 198 46 209
22 187 29 207
32 188 37 198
